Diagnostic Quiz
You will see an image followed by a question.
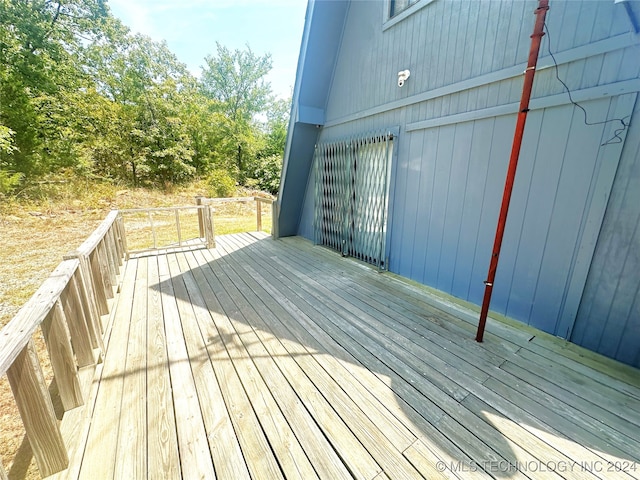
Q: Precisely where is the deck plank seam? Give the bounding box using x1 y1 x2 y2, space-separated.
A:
222 234 636 478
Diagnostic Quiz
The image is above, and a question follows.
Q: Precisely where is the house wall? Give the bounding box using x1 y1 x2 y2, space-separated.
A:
295 0 640 366
572 98 640 366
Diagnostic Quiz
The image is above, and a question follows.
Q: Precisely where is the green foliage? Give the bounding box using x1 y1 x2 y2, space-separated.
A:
0 126 16 155
0 124 21 194
200 43 273 123
0 1 289 197
0 170 22 195
245 154 282 195
0 0 110 176
207 169 236 198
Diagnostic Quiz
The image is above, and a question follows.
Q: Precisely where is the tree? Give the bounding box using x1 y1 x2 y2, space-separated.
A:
0 0 110 177
244 97 290 194
261 97 290 158
0 3 287 194
0 125 20 194
200 43 273 123
200 43 274 181
83 32 198 187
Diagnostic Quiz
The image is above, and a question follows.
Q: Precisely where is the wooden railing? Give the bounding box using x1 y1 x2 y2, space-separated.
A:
120 205 214 257
0 199 276 477
197 195 276 242
0 211 126 478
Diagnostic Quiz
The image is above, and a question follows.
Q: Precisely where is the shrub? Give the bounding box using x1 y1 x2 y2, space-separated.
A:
207 169 236 198
246 154 282 195
0 170 23 195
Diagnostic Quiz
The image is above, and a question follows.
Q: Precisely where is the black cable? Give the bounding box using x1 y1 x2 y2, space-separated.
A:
543 22 630 146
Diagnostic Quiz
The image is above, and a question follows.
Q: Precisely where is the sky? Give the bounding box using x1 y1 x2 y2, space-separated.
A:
107 0 308 100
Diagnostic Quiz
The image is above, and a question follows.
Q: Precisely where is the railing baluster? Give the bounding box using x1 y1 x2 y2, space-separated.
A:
60 285 95 368
88 250 110 316
66 252 106 332
41 304 84 410
111 222 124 265
175 209 182 246
117 214 128 258
70 268 104 353
148 211 157 249
256 198 262 232
96 240 114 300
6 340 68 476
105 227 119 279
100 237 117 290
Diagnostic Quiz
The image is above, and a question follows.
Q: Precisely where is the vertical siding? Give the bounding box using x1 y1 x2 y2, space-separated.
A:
294 0 640 365
573 97 640 368
385 96 634 336
298 165 315 240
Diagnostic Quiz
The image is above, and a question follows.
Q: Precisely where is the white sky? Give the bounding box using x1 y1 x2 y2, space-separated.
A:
107 0 308 99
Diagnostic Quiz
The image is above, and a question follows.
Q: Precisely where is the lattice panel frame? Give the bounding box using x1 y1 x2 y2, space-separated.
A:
314 130 394 269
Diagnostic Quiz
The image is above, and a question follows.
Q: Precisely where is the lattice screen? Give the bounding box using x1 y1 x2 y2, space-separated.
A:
314 130 394 270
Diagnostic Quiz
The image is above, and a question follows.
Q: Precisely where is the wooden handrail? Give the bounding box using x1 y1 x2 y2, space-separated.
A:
0 210 127 477
198 196 275 236
120 205 211 213
76 210 120 257
120 205 215 254
0 260 79 376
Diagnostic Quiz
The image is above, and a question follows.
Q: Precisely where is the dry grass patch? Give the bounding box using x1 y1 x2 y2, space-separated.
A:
0 181 273 478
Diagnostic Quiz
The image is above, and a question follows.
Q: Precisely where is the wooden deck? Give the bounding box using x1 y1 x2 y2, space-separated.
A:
53 232 640 479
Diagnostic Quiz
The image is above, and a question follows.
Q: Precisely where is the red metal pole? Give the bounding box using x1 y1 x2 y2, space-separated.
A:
476 0 549 342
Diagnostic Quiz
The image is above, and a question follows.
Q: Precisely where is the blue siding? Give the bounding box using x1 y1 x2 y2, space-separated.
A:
285 0 640 366
296 143 316 241
573 98 640 367
278 0 349 236
381 98 631 336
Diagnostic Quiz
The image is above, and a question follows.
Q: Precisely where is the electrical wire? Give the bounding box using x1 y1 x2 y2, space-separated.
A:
543 21 630 146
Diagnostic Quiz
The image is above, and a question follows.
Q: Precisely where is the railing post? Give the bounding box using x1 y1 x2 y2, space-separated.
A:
272 201 279 240
203 205 216 248
6 340 69 477
195 196 205 239
256 198 262 232
116 214 128 259
41 303 84 410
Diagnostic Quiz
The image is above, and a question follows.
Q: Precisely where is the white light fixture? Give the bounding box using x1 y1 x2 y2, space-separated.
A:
397 69 410 87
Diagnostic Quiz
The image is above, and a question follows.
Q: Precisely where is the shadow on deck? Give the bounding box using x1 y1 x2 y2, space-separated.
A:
49 233 640 479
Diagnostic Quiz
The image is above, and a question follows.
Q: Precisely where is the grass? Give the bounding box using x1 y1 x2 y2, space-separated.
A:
0 178 273 478
120 200 272 254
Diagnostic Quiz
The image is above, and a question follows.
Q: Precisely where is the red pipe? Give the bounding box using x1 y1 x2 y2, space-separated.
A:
476 0 549 342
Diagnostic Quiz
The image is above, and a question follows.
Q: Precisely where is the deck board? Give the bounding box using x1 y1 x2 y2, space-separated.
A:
77 257 137 480
146 255 181 478
208 243 424 480
269 235 640 461
57 233 640 480
186 249 352 480
160 253 216 479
